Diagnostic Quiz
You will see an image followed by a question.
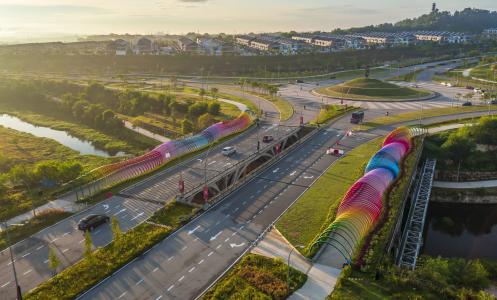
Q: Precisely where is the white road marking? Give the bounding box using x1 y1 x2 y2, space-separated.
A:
193 237 199 242
62 232 70 236
118 292 127 299
43 259 49 264
216 245 222 249
62 249 69 253
131 212 144 220
181 246 187 251
51 238 59 242
231 232 237 237
113 208 127 216
249 195 254 199
290 171 296 176
135 279 144 285
103 204 109 210
188 225 201 235
23 269 32 276
1 281 10 288
208 251 214 257
156 295 163 300
35 245 44 251
198 259 204 265
242 201 247 205
210 231 222 241
167 285 174 292
178 275 185 282
230 242 246 248
188 267 196 273
239 225 245 231
234 207 239 212
94 229 102 234
22 252 31 258
153 267 159 272
224 237 230 242
168 256 174 261
208 160 216 165
78 239 85 244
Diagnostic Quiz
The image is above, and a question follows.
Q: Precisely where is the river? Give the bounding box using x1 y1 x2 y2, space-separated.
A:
0 114 125 157
423 202 497 260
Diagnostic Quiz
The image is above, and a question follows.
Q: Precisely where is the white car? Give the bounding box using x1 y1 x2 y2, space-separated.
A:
222 146 236 156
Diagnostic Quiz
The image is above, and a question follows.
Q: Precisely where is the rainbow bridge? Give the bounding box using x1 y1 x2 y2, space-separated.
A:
75 112 252 198
310 127 415 264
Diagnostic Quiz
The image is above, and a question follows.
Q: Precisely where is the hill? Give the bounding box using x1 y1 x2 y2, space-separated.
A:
317 78 432 101
332 8 497 34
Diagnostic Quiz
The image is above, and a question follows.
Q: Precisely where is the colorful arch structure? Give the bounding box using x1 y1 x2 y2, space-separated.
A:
78 112 251 194
311 127 413 263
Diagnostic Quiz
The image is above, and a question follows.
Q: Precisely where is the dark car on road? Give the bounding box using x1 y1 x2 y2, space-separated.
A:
350 111 364 124
462 101 472 107
263 135 274 143
296 79 304 83
78 214 110 231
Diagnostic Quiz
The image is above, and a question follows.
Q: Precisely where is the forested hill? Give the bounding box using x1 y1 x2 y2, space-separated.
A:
332 8 497 34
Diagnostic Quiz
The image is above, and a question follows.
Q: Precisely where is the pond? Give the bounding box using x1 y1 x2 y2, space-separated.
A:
422 202 497 260
0 114 125 157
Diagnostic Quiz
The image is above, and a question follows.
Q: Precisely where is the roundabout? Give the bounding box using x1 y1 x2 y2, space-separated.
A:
314 78 435 102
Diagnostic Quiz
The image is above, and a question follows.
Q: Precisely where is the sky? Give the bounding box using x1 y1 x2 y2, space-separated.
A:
0 0 496 42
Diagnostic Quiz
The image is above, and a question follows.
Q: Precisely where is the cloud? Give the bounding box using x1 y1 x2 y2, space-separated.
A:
178 0 209 2
0 4 110 16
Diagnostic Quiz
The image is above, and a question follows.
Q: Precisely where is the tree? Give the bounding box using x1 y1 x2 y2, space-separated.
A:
188 102 208 120
199 88 206 100
207 101 221 115
210 87 219 99
84 230 93 259
472 117 497 146
441 129 475 163
198 113 216 129
181 119 194 134
48 247 60 276
111 217 122 243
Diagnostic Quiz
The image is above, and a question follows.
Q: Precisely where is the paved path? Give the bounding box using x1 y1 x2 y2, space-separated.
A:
252 229 341 300
427 123 468 134
433 179 497 189
123 120 170 143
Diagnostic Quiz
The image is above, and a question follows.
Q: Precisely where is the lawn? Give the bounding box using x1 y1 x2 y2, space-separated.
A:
357 105 494 131
203 254 307 300
470 63 497 82
312 104 357 125
242 90 294 121
387 68 424 82
316 78 431 101
276 137 383 256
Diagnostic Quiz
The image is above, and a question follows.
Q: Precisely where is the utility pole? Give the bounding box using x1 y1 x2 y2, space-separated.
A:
4 222 22 300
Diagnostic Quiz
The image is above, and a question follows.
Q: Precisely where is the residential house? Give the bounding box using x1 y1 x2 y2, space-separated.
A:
177 37 198 53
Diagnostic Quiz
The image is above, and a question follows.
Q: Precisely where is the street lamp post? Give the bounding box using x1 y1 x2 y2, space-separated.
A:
3 222 22 300
287 245 305 292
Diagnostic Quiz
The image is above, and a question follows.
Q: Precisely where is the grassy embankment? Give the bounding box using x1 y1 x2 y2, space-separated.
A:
24 201 197 300
276 137 383 257
0 126 114 221
317 78 431 101
470 63 497 82
203 254 307 300
356 105 495 131
312 104 358 125
243 90 294 121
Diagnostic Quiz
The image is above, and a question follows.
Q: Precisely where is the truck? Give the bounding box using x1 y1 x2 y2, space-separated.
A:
350 111 364 124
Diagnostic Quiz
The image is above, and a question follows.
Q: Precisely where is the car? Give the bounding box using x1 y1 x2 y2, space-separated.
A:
222 146 236 156
489 100 497 105
296 79 304 83
262 135 274 143
78 214 110 231
466 86 474 90
350 111 364 124
462 101 472 106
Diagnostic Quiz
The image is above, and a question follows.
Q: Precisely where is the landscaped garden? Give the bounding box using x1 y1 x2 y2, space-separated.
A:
316 78 432 101
203 254 307 300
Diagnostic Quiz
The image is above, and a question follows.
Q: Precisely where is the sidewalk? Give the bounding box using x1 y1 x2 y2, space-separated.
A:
252 229 341 300
433 179 497 189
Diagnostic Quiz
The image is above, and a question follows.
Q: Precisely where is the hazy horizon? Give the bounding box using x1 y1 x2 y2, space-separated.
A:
1 0 497 43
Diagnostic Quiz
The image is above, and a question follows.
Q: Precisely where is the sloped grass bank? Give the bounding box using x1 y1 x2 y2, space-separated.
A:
276 138 383 257
203 254 307 300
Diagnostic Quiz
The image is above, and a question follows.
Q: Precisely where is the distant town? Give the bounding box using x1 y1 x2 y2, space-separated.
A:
1 28 497 57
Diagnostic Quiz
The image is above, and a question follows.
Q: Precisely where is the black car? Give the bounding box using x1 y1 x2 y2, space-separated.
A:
78 214 110 231
262 135 274 143
462 101 472 107
296 79 304 83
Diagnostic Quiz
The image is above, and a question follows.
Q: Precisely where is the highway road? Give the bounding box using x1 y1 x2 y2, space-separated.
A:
0 92 286 299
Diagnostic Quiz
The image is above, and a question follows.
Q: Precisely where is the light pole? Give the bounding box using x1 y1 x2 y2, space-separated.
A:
3 222 22 300
287 245 305 292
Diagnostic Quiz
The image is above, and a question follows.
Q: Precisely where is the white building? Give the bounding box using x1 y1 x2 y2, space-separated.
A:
235 35 254 46
249 38 279 52
291 35 314 44
277 38 308 55
484 28 497 36
196 37 223 56
134 37 154 55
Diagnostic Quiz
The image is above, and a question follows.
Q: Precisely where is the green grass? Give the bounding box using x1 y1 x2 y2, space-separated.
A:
470 63 497 82
0 125 114 220
0 209 72 251
357 106 494 131
312 104 357 125
317 78 431 101
276 137 383 257
24 201 196 300
242 90 294 121
203 254 307 300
